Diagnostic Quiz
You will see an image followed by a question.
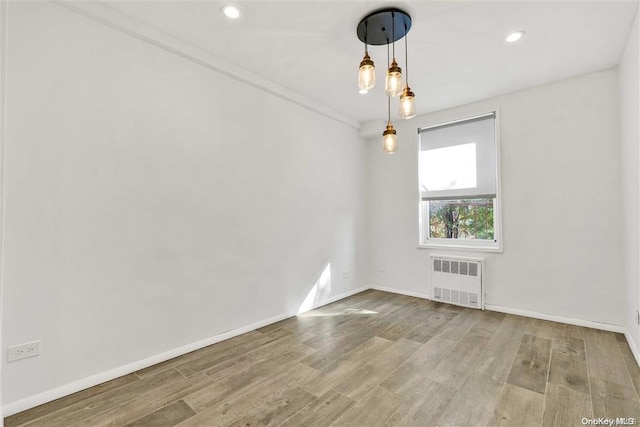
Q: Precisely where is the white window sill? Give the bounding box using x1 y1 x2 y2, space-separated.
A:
417 243 503 253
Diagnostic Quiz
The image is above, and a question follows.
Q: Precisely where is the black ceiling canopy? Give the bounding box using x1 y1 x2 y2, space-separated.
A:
356 8 412 46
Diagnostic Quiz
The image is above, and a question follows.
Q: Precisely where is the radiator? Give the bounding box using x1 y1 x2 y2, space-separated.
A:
430 255 484 309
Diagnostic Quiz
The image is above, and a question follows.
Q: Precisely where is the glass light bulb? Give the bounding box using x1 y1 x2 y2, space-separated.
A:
385 61 403 97
358 53 375 91
382 124 398 154
399 87 416 119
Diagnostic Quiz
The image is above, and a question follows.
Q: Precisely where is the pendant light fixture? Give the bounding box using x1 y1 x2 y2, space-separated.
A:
356 8 415 154
358 24 375 92
385 62 403 98
358 50 375 92
399 26 416 119
385 13 403 98
383 97 398 154
382 40 397 154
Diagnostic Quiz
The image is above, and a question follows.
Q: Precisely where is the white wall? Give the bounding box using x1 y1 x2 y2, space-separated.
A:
1 1 367 405
620 7 640 356
368 69 623 327
0 0 7 423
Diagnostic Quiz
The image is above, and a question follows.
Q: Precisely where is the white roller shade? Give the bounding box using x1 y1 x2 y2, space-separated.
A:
419 114 496 200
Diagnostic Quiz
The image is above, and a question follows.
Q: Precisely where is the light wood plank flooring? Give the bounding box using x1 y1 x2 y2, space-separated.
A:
5 290 640 427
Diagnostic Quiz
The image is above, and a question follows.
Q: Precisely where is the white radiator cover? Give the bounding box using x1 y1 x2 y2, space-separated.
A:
430 255 484 309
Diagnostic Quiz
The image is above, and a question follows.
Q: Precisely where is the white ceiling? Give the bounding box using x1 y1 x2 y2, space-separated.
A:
101 0 638 124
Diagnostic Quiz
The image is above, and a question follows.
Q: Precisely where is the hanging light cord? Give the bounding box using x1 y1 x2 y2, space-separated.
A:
386 33 390 73
392 12 396 61
364 22 368 54
386 36 391 123
404 23 409 86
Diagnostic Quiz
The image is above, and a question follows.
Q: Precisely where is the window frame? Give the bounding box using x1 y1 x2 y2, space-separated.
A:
416 108 503 253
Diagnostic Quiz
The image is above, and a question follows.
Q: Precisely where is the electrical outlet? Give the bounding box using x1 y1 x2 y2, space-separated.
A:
342 272 350 279
379 263 386 273
8 341 41 362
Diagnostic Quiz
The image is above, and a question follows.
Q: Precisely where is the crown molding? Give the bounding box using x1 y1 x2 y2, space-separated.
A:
52 0 360 129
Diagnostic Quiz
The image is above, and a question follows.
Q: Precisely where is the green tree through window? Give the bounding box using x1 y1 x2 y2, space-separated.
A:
428 198 494 240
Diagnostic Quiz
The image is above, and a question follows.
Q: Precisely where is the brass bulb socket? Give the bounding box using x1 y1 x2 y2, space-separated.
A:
360 56 375 68
387 60 401 75
401 87 415 99
383 124 397 136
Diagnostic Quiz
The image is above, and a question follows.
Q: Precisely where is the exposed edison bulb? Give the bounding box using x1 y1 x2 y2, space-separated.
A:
385 60 403 97
358 52 375 91
399 87 416 119
382 123 398 154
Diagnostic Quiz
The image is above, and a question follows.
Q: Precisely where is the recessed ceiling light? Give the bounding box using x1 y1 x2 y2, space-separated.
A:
221 5 241 19
506 31 525 43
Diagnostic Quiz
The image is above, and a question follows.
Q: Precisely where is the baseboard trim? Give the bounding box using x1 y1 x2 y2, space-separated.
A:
368 286 627 333
3 285 633 416
368 285 628 335
485 304 626 334
624 329 640 367
2 286 371 417
372 285 638 368
369 285 431 301
2 311 289 417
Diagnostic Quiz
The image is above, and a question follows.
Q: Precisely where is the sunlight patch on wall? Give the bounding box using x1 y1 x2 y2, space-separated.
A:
297 263 332 314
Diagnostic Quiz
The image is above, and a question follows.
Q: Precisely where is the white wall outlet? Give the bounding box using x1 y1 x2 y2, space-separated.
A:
342 272 350 279
8 340 41 362
379 263 386 273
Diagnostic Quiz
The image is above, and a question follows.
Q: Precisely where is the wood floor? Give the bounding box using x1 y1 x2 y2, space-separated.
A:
5 290 640 427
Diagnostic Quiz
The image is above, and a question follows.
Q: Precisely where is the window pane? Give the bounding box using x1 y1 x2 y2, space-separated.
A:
425 198 494 240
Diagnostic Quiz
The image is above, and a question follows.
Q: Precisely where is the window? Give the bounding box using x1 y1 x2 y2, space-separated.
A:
418 112 501 251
